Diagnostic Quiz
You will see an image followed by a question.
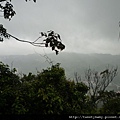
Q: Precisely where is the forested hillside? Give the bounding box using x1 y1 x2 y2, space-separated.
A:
0 61 120 115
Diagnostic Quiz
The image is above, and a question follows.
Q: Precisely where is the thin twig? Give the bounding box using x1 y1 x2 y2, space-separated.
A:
33 36 42 43
7 33 46 47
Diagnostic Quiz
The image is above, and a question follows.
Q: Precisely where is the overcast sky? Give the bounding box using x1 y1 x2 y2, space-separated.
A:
1 0 120 55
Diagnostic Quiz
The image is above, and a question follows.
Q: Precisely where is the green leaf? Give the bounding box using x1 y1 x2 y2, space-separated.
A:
52 46 55 51
55 50 59 55
33 0 36 2
45 43 48 47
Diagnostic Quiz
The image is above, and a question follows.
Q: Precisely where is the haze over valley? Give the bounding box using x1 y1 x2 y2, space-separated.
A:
0 52 120 91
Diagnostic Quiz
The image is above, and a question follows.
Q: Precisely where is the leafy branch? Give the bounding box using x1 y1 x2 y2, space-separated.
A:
0 25 65 55
0 0 65 55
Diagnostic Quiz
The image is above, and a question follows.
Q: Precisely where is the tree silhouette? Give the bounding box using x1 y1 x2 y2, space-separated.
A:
74 66 118 113
0 0 65 55
84 66 118 106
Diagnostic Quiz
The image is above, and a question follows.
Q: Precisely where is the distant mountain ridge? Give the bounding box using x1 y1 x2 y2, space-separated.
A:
0 52 120 86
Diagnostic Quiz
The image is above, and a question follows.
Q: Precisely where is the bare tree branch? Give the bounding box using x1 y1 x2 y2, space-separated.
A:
84 66 118 104
7 33 45 47
74 72 81 83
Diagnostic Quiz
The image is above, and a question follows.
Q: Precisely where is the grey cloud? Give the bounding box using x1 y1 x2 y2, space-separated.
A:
0 0 120 55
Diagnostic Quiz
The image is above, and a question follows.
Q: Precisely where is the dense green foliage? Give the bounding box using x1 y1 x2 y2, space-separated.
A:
0 61 120 114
